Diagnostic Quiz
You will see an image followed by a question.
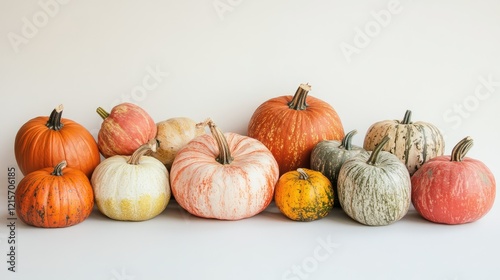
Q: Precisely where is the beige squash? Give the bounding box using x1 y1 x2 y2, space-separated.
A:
152 117 205 170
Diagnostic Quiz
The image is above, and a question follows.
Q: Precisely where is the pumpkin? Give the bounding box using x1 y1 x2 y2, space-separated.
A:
96 102 157 158
247 83 344 175
151 117 205 170
91 139 170 221
14 104 100 178
170 119 279 220
310 129 367 208
363 110 445 175
15 160 94 228
338 135 411 226
274 168 334 221
411 136 496 225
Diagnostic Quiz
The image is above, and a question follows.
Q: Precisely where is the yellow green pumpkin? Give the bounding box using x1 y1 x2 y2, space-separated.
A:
274 168 334 221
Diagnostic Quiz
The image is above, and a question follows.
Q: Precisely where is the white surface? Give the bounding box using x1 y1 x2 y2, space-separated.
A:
1 1 499 279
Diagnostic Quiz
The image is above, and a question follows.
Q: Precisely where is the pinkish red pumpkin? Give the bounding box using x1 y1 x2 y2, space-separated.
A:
96 103 157 158
411 136 496 225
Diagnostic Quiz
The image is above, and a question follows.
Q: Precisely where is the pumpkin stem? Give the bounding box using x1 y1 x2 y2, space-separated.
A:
366 135 390 166
127 139 158 165
288 83 311 111
96 107 110 119
297 168 309 180
198 118 233 165
401 110 412 124
51 160 67 176
451 136 473 162
46 104 64 131
340 129 358 150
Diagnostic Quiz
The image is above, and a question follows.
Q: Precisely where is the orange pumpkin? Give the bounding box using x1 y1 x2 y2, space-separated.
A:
247 83 344 175
14 105 100 178
15 160 94 228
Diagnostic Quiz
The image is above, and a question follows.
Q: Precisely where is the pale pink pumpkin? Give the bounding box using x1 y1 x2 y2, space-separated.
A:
170 119 279 220
96 103 157 158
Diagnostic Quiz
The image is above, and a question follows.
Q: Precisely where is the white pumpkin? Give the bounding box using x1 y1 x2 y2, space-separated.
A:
91 139 170 221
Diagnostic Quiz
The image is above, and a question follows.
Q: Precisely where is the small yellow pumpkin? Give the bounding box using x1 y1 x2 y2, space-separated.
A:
274 168 334 221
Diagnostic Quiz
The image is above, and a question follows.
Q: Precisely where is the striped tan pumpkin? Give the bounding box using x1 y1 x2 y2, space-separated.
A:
363 110 444 175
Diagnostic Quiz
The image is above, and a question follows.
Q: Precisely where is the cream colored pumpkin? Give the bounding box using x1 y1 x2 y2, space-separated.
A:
91 140 170 221
363 110 444 175
152 117 205 170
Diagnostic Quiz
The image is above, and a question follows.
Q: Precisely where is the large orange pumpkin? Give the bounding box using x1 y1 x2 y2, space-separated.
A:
14 105 100 178
247 83 344 175
15 160 94 228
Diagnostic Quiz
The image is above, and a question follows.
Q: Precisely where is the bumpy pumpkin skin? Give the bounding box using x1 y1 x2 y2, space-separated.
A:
91 142 170 221
310 130 367 208
411 137 496 225
338 142 411 226
97 102 157 158
15 161 94 228
170 121 279 221
152 117 205 170
248 84 344 176
15 105 100 178
275 168 334 221
363 110 444 175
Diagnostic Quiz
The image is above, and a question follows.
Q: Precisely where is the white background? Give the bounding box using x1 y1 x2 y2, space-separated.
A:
1 0 500 279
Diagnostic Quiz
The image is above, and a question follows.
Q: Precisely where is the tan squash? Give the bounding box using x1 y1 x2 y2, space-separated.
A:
152 117 205 170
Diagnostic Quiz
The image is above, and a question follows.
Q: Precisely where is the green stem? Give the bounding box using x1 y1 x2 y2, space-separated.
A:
297 168 309 180
366 135 391 165
96 107 110 119
51 160 67 176
451 136 473 162
401 110 412 124
46 104 64 131
340 129 357 150
127 139 158 165
198 118 233 165
288 83 311 111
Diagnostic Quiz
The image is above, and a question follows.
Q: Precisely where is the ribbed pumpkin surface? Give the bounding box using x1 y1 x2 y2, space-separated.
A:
248 84 344 175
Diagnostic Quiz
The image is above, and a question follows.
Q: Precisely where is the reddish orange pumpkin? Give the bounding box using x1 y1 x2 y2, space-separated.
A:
15 160 94 228
96 102 157 158
14 105 100 178
411 136 496 225
248 83 344 175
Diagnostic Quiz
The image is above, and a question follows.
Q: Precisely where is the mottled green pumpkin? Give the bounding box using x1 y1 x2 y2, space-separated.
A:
274 168 334 221
363 110 445 175
310 130 367 208
338 135 411 226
